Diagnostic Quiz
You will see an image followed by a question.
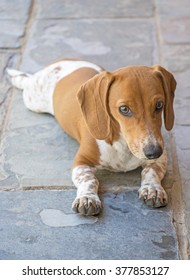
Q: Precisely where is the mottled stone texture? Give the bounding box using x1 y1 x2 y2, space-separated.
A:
36 0 154 19
21 19 156 72
0 190 178 260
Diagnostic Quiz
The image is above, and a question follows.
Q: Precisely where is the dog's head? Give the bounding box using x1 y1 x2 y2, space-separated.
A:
77 65 177 160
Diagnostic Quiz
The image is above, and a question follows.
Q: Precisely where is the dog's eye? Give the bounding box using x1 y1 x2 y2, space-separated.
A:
119 105 132 117
155 101 164 112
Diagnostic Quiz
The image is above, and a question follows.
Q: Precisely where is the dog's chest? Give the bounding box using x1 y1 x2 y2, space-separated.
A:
96 137 142 172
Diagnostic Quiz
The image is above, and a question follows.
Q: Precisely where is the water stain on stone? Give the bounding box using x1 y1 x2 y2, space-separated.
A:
160 250 177 260
64 37 111 55
152 235 175 249
152 235 177 259
40 209 98 227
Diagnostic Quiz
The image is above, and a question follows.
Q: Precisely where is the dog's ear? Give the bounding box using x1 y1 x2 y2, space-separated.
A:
77 71 115 140
153 65 177 131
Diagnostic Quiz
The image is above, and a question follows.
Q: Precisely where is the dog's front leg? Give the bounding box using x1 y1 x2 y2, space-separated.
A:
72 165 101 215
138 149 168 207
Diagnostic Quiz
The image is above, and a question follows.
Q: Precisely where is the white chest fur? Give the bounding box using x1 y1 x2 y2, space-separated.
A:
96 136 143 172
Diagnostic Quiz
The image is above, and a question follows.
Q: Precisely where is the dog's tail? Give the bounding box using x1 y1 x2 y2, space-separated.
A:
6 68 32 90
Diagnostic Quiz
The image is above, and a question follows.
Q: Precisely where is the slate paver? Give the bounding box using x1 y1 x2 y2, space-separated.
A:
0 190 179 260
0 0 31 20
0 52 18 130
36 0 154 19
157 0 190 258
20 19 157 72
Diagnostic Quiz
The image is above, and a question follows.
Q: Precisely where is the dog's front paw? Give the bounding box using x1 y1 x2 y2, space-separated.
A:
72 194 102 216
138 185 168 208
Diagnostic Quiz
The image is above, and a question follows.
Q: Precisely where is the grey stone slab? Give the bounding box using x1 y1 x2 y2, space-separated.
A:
174 125 190 256
0 52 18 184
185 211 190 244
0 20 26 48
0 190 179 260
0 52 18 129
175 91 190 126
0 0 31 20
0 52 17 78
161 48 190 126
174 126 190 188
162 45 190 73
157 0 190 256
37 0 154 19
156 0 190 19
174 126 190 151
20 19 157 72
156 0 190 44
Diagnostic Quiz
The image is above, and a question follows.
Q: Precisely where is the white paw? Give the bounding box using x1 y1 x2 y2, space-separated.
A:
72 194 102 216
138 184 168 207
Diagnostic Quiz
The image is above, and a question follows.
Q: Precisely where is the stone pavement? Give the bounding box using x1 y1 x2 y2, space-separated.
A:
0 0 189 259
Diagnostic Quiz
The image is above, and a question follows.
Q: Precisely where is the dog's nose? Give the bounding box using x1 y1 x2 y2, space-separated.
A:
143 144 163 159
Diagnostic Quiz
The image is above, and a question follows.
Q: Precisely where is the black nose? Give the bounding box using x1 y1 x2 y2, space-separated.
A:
143 144 163 159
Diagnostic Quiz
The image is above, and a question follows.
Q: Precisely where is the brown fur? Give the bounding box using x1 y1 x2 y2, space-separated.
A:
53 64 176 166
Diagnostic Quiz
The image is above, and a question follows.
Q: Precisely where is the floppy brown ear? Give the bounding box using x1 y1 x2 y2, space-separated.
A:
77 71 115 140
153 65 177 131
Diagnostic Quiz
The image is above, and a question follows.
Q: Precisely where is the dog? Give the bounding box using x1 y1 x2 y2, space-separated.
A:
7 59 177 215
